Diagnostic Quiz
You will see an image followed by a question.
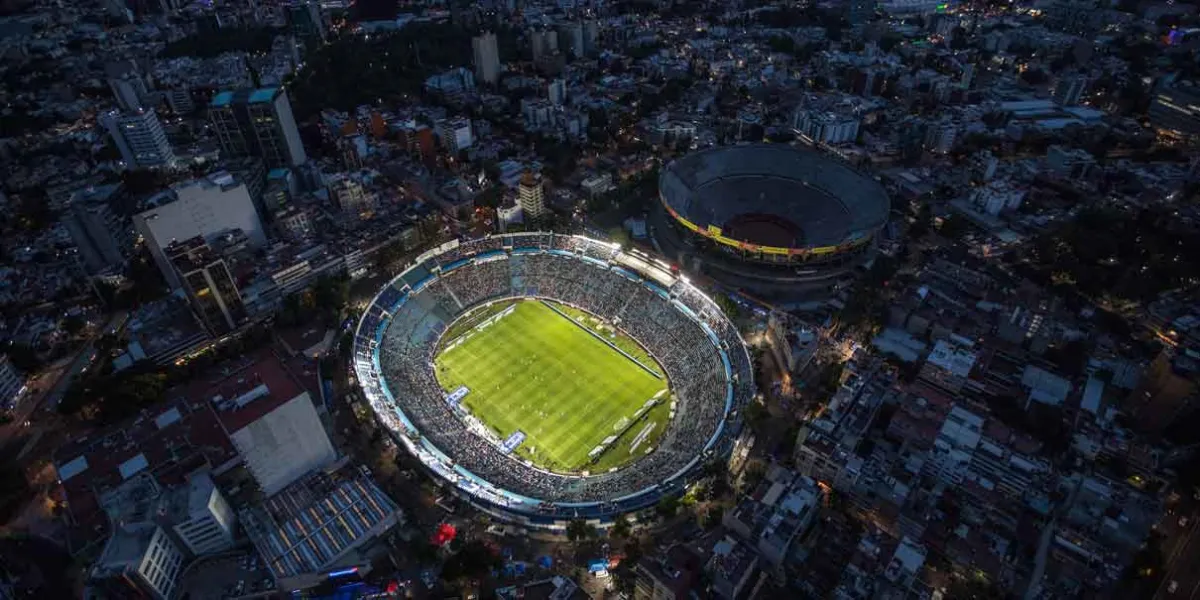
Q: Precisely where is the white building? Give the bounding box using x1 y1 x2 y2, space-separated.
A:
133 172 266 289
973 150 998 181
793 110 860 145
548 78 566 106
226 389 337 496
425 67 476 94
581 173 615 197
497 194 523 232
328 175 374 218
883 537 928 586
438 117 474 153
928 405 984 485
924 121 957 154
1046 145 1095 179
472 32 501 85
0 355 26 410
276 206 313 240
101 108 175 168
92 524 185 599
1021 365 1073 410
165 88 195 115
162 472 237 555
970 180 1025 215
522 98 553 128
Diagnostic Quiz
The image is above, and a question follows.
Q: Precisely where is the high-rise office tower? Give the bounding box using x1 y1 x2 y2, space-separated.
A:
101 108 176 168
108 74 149 111
923 121 958 154
0 355 26 410
472 32 501 85
558 21 585 59
437 117 474 153
518 170 546 221
582 19 599 55
209 87 307 169
548 79 566 105
530 28 559 63
288 0 326 45
64 185 130 275
169 237 247 335
1053 75 1088 106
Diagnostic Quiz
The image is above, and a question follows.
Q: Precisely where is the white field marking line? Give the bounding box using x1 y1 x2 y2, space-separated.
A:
629 422 656 453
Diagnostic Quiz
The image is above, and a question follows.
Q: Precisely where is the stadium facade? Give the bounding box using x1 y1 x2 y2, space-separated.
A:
352 233 752 530
654 144 890 302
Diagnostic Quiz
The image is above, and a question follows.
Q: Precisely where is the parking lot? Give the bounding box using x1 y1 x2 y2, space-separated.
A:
176 551 275 599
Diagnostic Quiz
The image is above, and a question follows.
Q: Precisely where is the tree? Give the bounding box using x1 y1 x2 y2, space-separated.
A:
1019 68 1049 86
714 294 741 319
566 518 595 544
313 275 351 320
610 538 645 596
161 27 283 59
606 227 631 248
742 459 767 490
938 214 971 240
4 344 42 373
62 315 85 336
656 494 680 519
58 361 168 424
441 539 500 585
949 27 969 50
11 191 57 232
609 515 632 540
744 400 769 432
909 203 932 238
375 240 406 273
0 461 30 525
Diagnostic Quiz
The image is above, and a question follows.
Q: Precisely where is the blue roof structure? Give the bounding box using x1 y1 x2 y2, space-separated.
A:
211 91 235 107
249 87 279 104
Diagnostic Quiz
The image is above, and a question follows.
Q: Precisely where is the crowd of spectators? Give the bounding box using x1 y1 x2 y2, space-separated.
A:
353 234 752 509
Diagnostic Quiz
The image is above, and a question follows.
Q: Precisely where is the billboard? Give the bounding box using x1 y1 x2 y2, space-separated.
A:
663 197 852 257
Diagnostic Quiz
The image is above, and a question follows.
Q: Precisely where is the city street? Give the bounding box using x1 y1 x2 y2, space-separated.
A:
1156 494 1200 599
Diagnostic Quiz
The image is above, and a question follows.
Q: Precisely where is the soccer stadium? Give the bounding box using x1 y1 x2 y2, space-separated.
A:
352 233 752 529
653 144 891 301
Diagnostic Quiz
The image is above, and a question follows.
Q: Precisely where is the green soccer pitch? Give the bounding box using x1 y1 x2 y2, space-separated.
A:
434 299 671 473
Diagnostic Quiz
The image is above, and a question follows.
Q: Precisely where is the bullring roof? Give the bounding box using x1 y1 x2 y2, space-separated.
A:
659 145 890 249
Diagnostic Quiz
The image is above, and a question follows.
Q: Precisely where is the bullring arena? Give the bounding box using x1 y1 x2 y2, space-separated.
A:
654 144 890 301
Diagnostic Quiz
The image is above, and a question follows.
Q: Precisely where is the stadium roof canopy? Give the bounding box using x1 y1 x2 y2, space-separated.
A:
660 144 890 249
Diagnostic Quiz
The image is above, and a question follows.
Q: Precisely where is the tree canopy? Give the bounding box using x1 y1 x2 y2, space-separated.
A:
288 23 472 120
441 539 500 584
58 361 168 425
566 518 595 544
1027 207 1200 304
161 27 283 60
